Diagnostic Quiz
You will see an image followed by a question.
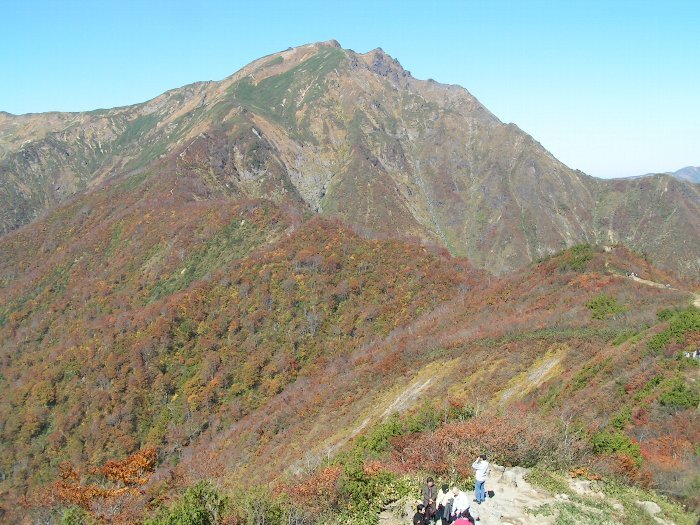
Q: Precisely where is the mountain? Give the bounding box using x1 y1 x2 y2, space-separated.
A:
671 166 700 184
635 166 700 184
1 41 699 280
1 42 699 523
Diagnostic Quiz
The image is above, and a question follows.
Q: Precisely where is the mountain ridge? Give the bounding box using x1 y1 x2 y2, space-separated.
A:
1 41 698 280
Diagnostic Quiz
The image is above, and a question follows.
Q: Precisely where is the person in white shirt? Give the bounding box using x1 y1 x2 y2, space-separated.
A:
472 454 489 504
450 487 472 522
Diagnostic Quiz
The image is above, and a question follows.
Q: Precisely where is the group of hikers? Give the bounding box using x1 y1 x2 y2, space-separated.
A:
412 455 489 525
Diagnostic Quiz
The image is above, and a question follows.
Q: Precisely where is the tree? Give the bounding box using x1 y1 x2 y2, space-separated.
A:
52 447 157 523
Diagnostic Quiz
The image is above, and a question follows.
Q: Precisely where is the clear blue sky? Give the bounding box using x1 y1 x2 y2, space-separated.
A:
2 0 698 178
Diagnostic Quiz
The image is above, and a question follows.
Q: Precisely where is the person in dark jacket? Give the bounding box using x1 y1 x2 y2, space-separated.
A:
413 503 428 525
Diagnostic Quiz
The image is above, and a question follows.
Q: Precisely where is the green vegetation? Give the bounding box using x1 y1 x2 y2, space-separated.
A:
529 471 697 525
144 481 228 525
610 407 632 430
558 244 594 272
148 214 273 301
114 113 159 149
530 500 619 525
659 378 700 409
591 431 642 466
648 306 700 353
59 507 96 525
112 170 151 194
586 294 626 320
611 328 642 346
232 47 346 130
356 402 473 455
262 55 284 68
336 453 413 525
571 357 612 390
601 479 698 525
526 469 572 495
632 375 662 402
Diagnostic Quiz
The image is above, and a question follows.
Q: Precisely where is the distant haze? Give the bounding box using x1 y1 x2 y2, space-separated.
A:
668 166 700 184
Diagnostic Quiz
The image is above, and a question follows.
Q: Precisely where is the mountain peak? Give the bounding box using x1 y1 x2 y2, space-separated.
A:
354 46 412 83
319 39 342 48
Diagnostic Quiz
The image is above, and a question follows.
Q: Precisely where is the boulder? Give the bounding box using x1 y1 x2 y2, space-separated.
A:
637 500 662 516
500 466 529 487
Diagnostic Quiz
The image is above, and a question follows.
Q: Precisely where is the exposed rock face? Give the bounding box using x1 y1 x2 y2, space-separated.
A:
1 42 698 278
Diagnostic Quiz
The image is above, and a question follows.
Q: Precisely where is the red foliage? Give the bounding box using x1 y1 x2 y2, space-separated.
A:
387 409 585 477
51 448 156 523
285 465 342 510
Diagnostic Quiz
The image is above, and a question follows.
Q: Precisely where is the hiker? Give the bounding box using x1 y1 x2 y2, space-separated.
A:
422 476 438 521
472 454 489 504
449 487 473 523
435 483 452 524
413 503 429 525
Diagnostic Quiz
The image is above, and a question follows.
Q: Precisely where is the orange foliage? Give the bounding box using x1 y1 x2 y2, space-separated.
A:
52 448 156 521
568 467 602 481
606 453 652 487
285 465 342 508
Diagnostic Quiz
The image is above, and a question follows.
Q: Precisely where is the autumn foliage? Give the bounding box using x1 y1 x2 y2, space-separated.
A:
0 184 698 520
51 448 156 523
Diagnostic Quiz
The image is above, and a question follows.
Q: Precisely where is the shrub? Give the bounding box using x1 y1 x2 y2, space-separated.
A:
591 431 642 467
648 307 700 353
359 415 404 454
336 452 413 525
659 379 700 409
610 408 631 430
144 481 228 525
559 244 593 272
59 507 95 525
571 358 612 390
357 402 471 456
586 294 625 320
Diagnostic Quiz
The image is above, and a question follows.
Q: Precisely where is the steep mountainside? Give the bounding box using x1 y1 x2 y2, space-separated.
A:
1 41 699 279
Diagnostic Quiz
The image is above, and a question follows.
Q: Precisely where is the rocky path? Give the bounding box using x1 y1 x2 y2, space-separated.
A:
380 466 554 525
628 274 700 309
466 466 553 524
379 465 683 525
628 274 673 290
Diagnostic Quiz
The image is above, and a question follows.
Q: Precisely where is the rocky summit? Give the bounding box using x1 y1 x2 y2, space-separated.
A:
1 41 698 279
